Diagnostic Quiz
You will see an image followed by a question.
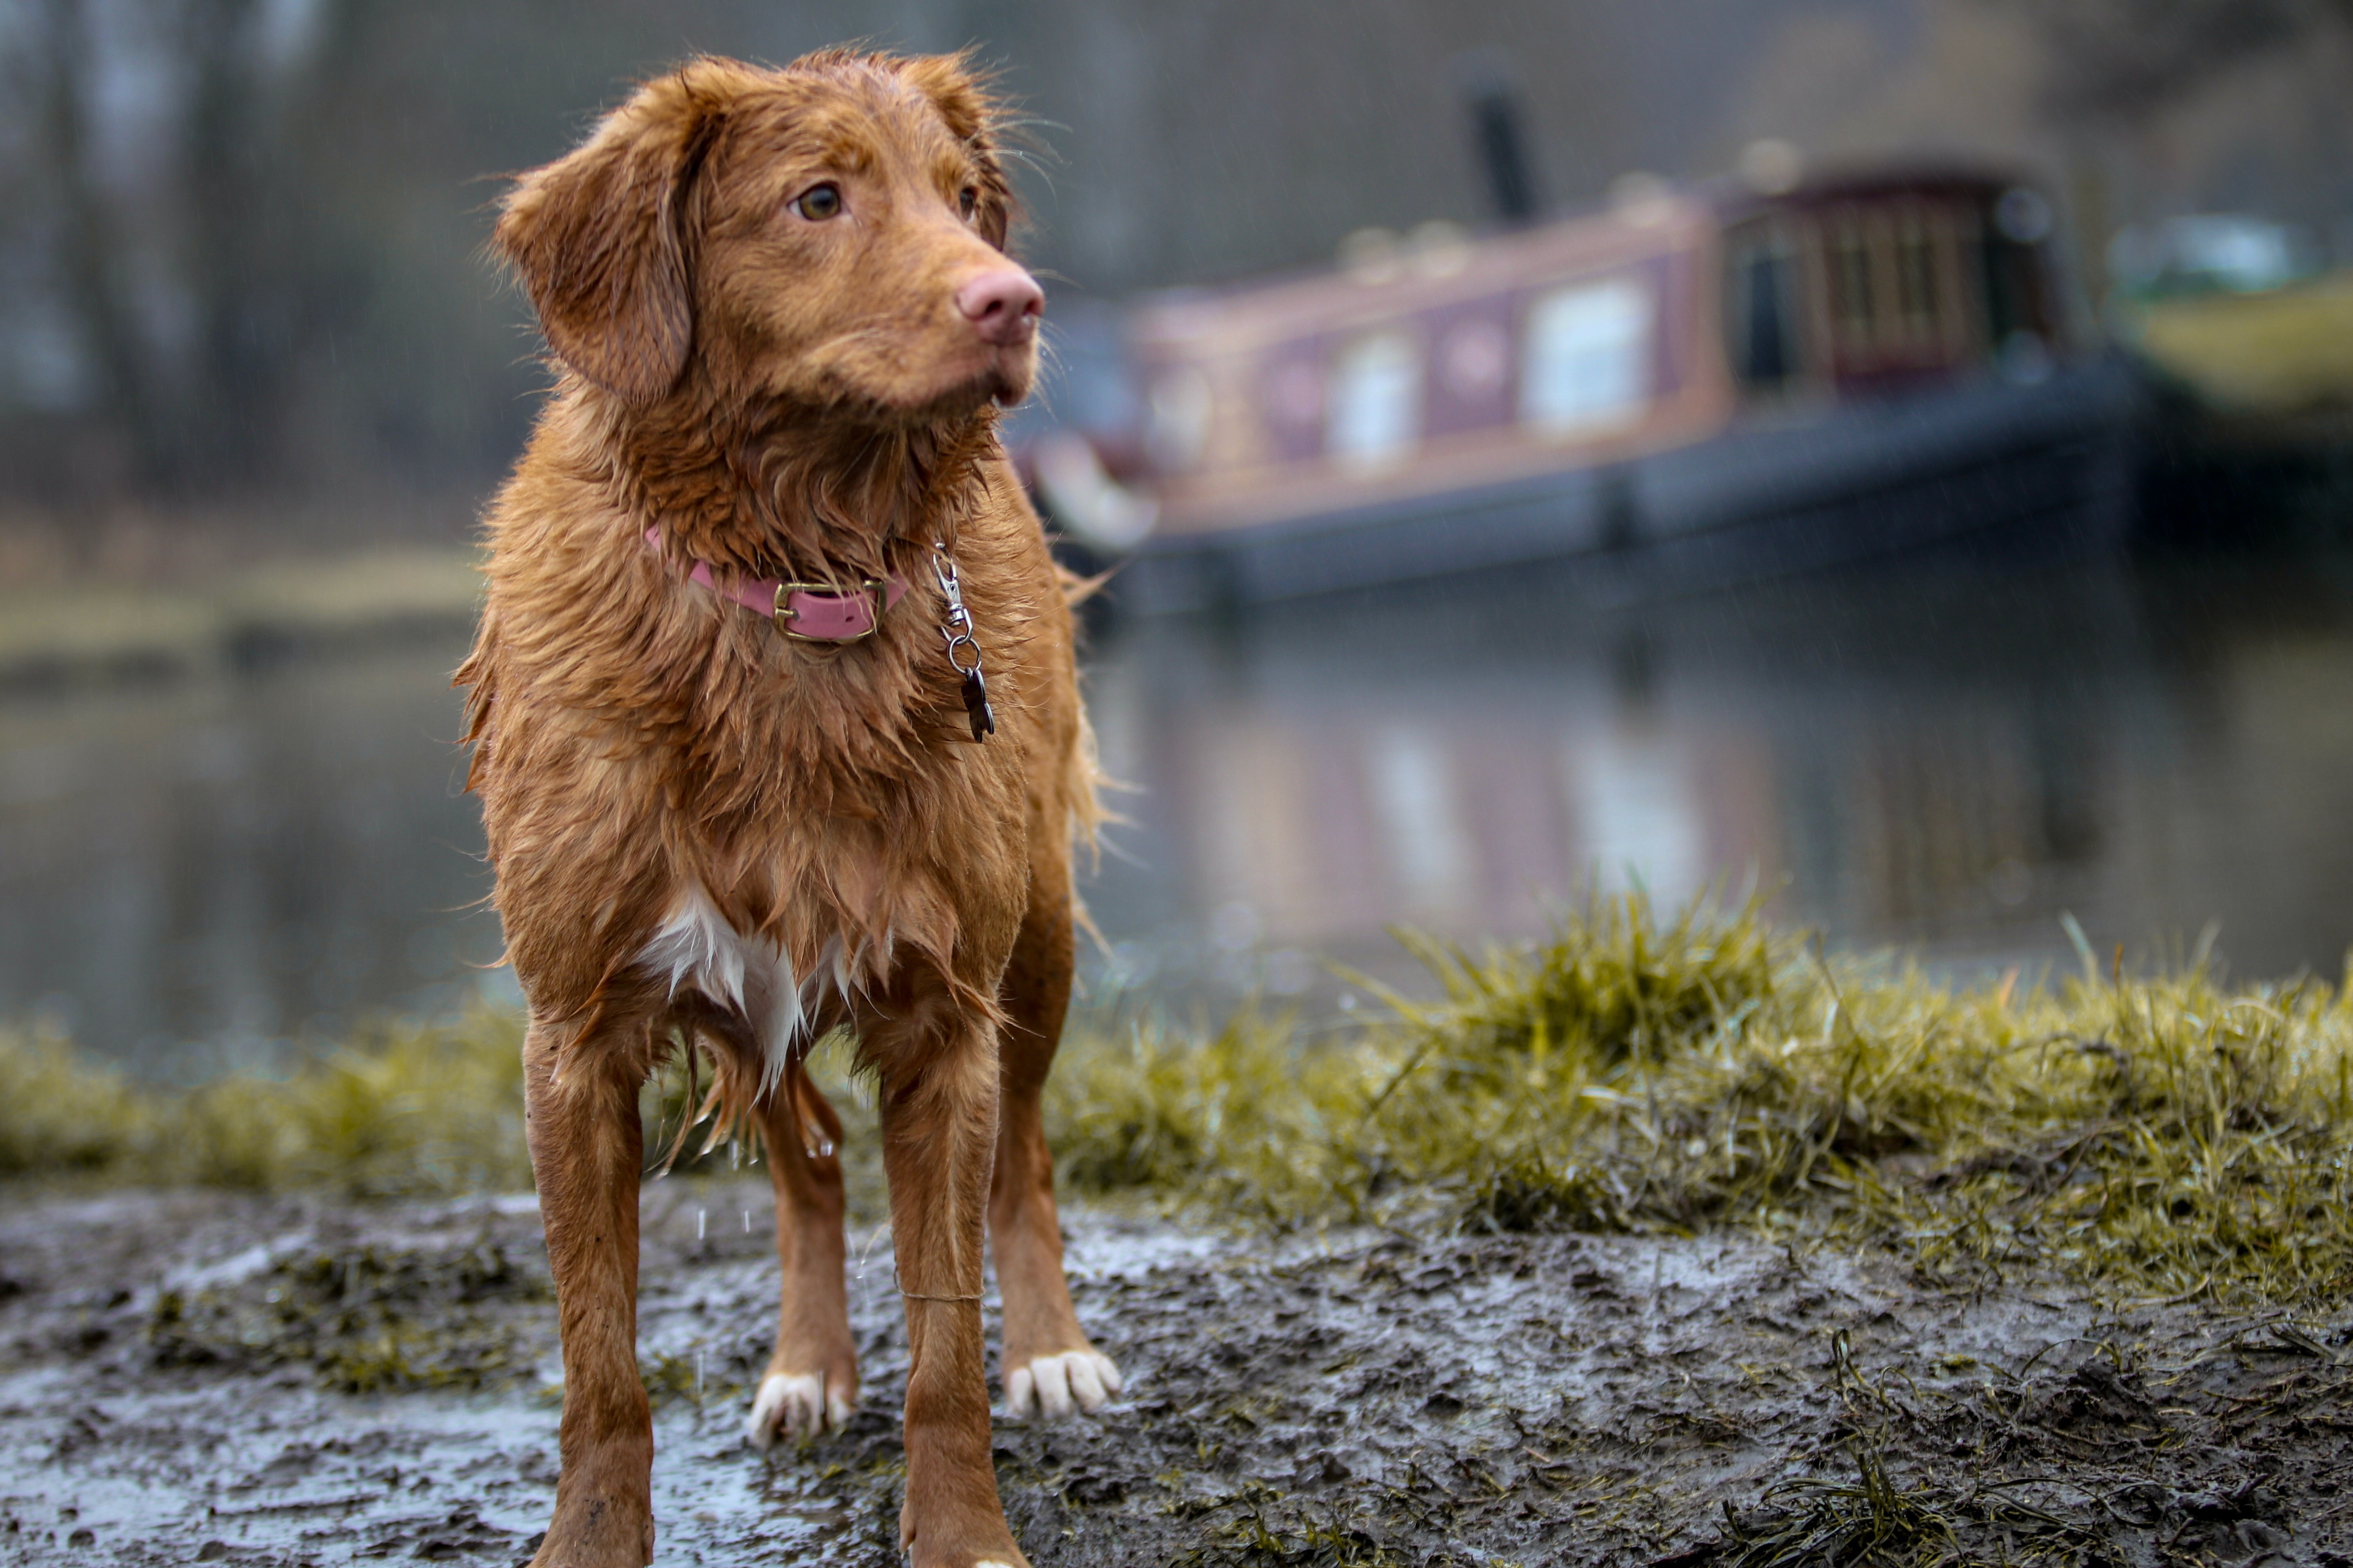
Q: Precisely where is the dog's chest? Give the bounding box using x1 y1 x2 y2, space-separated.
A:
635 884 854 1087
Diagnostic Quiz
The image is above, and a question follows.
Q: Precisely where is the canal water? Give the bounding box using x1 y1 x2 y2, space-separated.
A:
9 540 2353 1075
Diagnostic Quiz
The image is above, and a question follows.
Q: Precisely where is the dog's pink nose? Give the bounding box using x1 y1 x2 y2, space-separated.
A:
955 268 1043 346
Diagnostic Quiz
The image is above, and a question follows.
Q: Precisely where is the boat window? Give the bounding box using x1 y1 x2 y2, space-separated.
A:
1327 331 1421 469
1830 221 1875 348
1896 216 1939 339
1520 277 1651 436
1978 216 2048 350
1979 230 2053 380
1730 244 1795 390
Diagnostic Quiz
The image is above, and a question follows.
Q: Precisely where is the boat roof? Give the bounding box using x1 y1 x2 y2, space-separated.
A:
1127 163 2044 353
1130 197 1712 353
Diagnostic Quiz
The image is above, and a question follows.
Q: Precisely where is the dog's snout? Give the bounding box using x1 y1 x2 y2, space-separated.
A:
954 268 1043 346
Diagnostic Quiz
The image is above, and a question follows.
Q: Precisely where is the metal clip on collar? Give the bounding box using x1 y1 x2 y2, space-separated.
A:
933 546 995 743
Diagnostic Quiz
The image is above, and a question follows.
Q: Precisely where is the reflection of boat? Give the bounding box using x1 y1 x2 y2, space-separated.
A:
1045 169 2145 613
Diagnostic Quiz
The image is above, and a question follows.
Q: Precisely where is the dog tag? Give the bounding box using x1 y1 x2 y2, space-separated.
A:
961 669 996 743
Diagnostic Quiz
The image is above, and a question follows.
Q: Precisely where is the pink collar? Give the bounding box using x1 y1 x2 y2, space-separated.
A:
645 528 907 642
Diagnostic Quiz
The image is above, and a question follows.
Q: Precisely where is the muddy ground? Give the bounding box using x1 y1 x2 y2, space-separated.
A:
3 1184 2351 1567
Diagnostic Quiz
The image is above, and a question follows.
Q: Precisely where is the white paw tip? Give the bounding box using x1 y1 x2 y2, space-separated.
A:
976 1561 1018 1568
745 1372 845 1446
1004 1350 1123 1422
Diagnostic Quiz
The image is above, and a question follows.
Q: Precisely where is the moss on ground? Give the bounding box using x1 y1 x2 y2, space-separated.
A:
12 894 2353 1310
149 1241 547 1394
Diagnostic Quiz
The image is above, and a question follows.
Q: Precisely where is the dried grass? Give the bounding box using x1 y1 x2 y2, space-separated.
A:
0 1006 529 1197
1047 892 2353 1311
10 892 2353 1309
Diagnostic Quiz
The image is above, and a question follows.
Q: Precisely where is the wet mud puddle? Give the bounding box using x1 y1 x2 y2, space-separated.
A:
4 1186 2350 1565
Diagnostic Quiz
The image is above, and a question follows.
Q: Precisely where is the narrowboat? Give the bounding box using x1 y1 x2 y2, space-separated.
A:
1029 167 2145 612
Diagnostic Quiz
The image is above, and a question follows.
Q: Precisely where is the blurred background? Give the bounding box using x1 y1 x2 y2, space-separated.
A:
1 0 2350 1076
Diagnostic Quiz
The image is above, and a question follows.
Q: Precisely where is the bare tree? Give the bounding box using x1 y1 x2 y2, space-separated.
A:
1988 0 2352 121
8 0 331 492
30 0 165 483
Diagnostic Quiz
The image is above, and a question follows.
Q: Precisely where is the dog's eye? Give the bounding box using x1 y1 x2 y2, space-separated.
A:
791 183 843 222
958 187 979 221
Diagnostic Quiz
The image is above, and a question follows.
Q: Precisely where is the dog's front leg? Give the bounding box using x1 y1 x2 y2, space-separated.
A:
523 1019 656 1568
744 1064 859 1443
873 998 1026 1568
992 883 1122 1422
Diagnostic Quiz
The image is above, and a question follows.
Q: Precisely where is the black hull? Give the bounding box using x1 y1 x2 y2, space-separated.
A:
1114 358 2148 614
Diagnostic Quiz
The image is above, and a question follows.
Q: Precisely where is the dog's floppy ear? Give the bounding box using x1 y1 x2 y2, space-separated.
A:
496 69 720 404
898 52 1015 250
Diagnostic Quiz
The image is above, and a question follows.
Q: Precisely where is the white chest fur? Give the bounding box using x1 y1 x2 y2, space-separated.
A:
636 885 824 1093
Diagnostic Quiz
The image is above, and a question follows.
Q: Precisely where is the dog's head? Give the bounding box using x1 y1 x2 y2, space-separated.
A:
496 51 1039 422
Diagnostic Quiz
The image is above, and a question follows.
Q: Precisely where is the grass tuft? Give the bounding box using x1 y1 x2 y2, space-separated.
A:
1718 1443 1965 1568
1046 890 2353 1310
11 891 2353 1308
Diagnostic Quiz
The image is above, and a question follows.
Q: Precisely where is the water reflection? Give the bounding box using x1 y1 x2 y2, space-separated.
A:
1078 547 2353 998
9 545 2353 1073
0 647 502 1076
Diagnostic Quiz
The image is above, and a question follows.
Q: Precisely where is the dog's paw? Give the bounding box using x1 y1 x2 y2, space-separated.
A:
1003 1350 1123 1422
744 1371 855 1447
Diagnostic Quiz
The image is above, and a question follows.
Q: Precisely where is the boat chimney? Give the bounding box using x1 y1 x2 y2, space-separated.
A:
1455 48 1539 225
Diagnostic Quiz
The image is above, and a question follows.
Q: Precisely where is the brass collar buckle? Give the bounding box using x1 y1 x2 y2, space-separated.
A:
773 579 889 642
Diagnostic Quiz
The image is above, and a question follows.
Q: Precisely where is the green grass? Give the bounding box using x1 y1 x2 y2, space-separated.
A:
1049 893 2353 1310
12 893 2353 1309
2120 270 2353 415
0 1005 531 1197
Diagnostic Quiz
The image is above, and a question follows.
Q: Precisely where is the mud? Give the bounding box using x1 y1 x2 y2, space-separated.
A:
4 1185 2352 1566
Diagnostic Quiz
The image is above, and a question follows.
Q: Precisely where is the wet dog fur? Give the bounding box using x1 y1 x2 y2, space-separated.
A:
458 50 1116 1568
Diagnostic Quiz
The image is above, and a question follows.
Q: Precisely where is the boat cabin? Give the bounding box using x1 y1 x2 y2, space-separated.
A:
1127 171 2073 539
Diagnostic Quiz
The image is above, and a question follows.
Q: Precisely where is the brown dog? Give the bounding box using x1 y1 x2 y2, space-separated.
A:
458 50 1119 1568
